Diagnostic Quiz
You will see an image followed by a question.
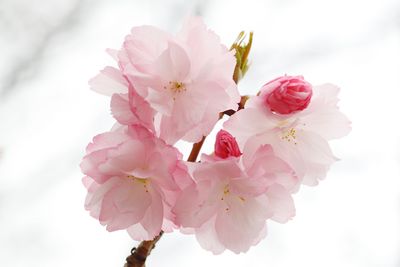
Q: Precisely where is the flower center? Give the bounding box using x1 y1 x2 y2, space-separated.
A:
281 128 297 144
220 184 245 211
127 175 150 193
164 81 186 92
163 81 187 100
223 185 230 195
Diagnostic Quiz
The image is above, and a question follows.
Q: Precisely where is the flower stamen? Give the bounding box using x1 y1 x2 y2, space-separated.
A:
164 81 186 92
127 175 150 193
163 81 187 101
220 185 230 201
223 185 230 195
281 128 297 145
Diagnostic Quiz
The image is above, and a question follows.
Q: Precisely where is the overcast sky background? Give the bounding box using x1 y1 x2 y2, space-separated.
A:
0 0 399 266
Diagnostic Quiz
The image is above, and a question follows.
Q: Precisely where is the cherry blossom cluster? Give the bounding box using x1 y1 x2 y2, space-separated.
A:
81 17 350 254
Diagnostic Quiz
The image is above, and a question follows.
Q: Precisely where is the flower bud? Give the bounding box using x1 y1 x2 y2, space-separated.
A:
262 75 312 115
214 130 242 159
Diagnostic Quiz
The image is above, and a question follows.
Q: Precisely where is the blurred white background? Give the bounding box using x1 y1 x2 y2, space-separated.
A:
0 0 399 266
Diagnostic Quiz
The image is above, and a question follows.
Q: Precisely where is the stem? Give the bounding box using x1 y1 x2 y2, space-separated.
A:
222 95 249 116
124 231 163 267
187 136 206 162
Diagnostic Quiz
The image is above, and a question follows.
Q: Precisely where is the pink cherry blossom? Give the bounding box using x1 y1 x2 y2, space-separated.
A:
116 17 240 144
224 82 351 185
263 75 313 115
83 17 352 257
81 125 191 241
214 130 242 159
173 145 298 254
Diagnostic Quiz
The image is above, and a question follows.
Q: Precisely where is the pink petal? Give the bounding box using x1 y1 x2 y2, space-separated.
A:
111 93 137 125
244 144 299 191
145 86 173 116
124 25 170 67
127 223 149 241
89 67 128 96
265 184 296 223
178 17 228 79
139 186 164 239
85 131 129 154
110 92 156 132
224 108 276 146
100 140 148 174
174 180 217 228
296 131 337 165
301 84 351 140
215 195 269 253
195 216 225 255
244 132 307 185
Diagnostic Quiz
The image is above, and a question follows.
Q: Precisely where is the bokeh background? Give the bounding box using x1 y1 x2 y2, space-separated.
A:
0 0 399 266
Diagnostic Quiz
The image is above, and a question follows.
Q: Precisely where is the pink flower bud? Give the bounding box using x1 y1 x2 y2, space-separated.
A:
214 130 242 159
262 75 313 115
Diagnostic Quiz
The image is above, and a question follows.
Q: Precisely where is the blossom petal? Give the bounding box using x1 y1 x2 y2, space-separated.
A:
195 216 225 255
139 185 164 239
300 84 351 140
89 67 128 96
101 179 152 231
224 108 276 146
215 195 269 253
110 91 155 131
266 184 296 223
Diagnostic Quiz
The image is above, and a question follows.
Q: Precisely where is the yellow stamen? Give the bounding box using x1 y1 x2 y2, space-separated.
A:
281 128 297 145
167 81 186 93
127 175 150 192
223 185 230 195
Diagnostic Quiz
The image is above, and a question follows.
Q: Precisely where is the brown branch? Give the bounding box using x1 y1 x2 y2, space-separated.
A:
222 95 249 116
187 136 206 162
124 231 163 267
